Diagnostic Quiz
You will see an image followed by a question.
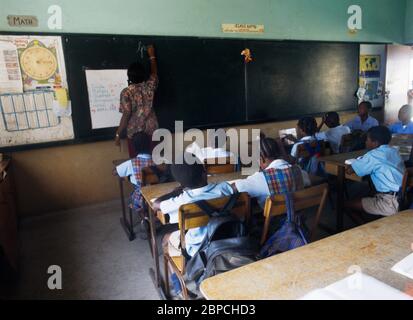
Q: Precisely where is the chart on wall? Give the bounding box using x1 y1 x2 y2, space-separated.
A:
0 35 74 149
85 69 126 129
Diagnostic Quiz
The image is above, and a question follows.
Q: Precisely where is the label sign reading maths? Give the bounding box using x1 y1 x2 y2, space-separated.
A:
222 24 264 34
7 15 38 27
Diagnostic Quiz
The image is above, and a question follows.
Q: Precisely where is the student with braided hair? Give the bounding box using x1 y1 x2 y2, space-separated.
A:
231 137 311 208
284 116 319 159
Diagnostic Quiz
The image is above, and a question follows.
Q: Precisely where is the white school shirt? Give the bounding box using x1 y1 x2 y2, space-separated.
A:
316 125 351 154
115 154 152 185
234 159 311 208
290 136 317 158
159 182 234 257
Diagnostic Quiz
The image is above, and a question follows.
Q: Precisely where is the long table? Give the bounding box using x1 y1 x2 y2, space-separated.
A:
200 210 413 300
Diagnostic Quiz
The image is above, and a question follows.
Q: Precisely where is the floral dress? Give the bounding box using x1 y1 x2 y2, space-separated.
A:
119 74 159 139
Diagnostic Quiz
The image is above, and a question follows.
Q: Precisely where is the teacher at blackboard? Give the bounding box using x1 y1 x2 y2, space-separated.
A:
115 45 159 157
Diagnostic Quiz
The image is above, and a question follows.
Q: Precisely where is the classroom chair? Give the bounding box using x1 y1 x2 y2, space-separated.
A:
203 157 237 175
339 131 366 153
260 183 329 245
163 192 251 300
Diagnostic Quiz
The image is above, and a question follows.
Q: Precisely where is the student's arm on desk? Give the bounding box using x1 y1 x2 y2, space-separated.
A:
349 153 372 177
152 186 184 211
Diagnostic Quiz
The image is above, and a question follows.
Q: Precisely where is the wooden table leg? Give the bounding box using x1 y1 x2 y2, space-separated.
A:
148 206 161 288
336 166 345 232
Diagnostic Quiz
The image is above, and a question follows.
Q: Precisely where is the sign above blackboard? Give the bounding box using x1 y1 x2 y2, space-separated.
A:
222 24 264 34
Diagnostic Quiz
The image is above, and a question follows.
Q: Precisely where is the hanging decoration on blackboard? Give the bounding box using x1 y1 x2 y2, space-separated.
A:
241 48 252 63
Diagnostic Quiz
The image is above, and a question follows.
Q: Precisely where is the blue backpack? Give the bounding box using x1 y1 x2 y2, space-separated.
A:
301 141 326 177
259 193 308 259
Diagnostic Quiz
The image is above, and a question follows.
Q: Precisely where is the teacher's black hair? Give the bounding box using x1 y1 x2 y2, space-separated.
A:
127 62 146 84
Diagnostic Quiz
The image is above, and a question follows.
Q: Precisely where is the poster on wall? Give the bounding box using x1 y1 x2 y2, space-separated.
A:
360 55 381 78
0 41 23 94
0 35 74 148
359 54 382 104
85 69 126 130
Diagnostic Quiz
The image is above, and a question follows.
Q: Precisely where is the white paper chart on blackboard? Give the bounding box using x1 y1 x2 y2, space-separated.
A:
85 69 127 129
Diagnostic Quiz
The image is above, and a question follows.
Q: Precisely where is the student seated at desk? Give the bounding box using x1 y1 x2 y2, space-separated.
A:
152 157 234 296
153 157 234 257
345 126 405 219
345 101 379 132
389 104 413 134
113 133 154 211
316 112 351 154
284 116 319 159
232 137 311 208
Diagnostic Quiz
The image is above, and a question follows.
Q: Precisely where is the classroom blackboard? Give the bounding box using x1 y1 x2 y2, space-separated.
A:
63 35 359 141
63 35 246 139
0 33 360 152
246 41 359 122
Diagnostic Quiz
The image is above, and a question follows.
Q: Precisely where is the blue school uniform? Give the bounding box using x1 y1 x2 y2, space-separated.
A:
345 115 379 132
351 145 405 193
389 121 413 134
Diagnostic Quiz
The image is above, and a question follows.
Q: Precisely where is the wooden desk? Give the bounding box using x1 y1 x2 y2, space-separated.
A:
319 150 367 232
200 210 413 300
112 159 135 241
0 158 18 276
391 135 413 161
140 171 244 298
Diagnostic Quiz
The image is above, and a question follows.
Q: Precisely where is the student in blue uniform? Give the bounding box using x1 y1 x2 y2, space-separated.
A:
345 126 405 219
345 101 379 132
389 104 413 134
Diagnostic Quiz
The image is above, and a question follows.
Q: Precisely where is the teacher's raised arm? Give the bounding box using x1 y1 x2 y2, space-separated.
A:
115 44 159 157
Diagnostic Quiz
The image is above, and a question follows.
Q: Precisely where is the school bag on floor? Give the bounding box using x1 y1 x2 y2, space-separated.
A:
259 193 309 259
259 166 308 259
184 194 259 289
